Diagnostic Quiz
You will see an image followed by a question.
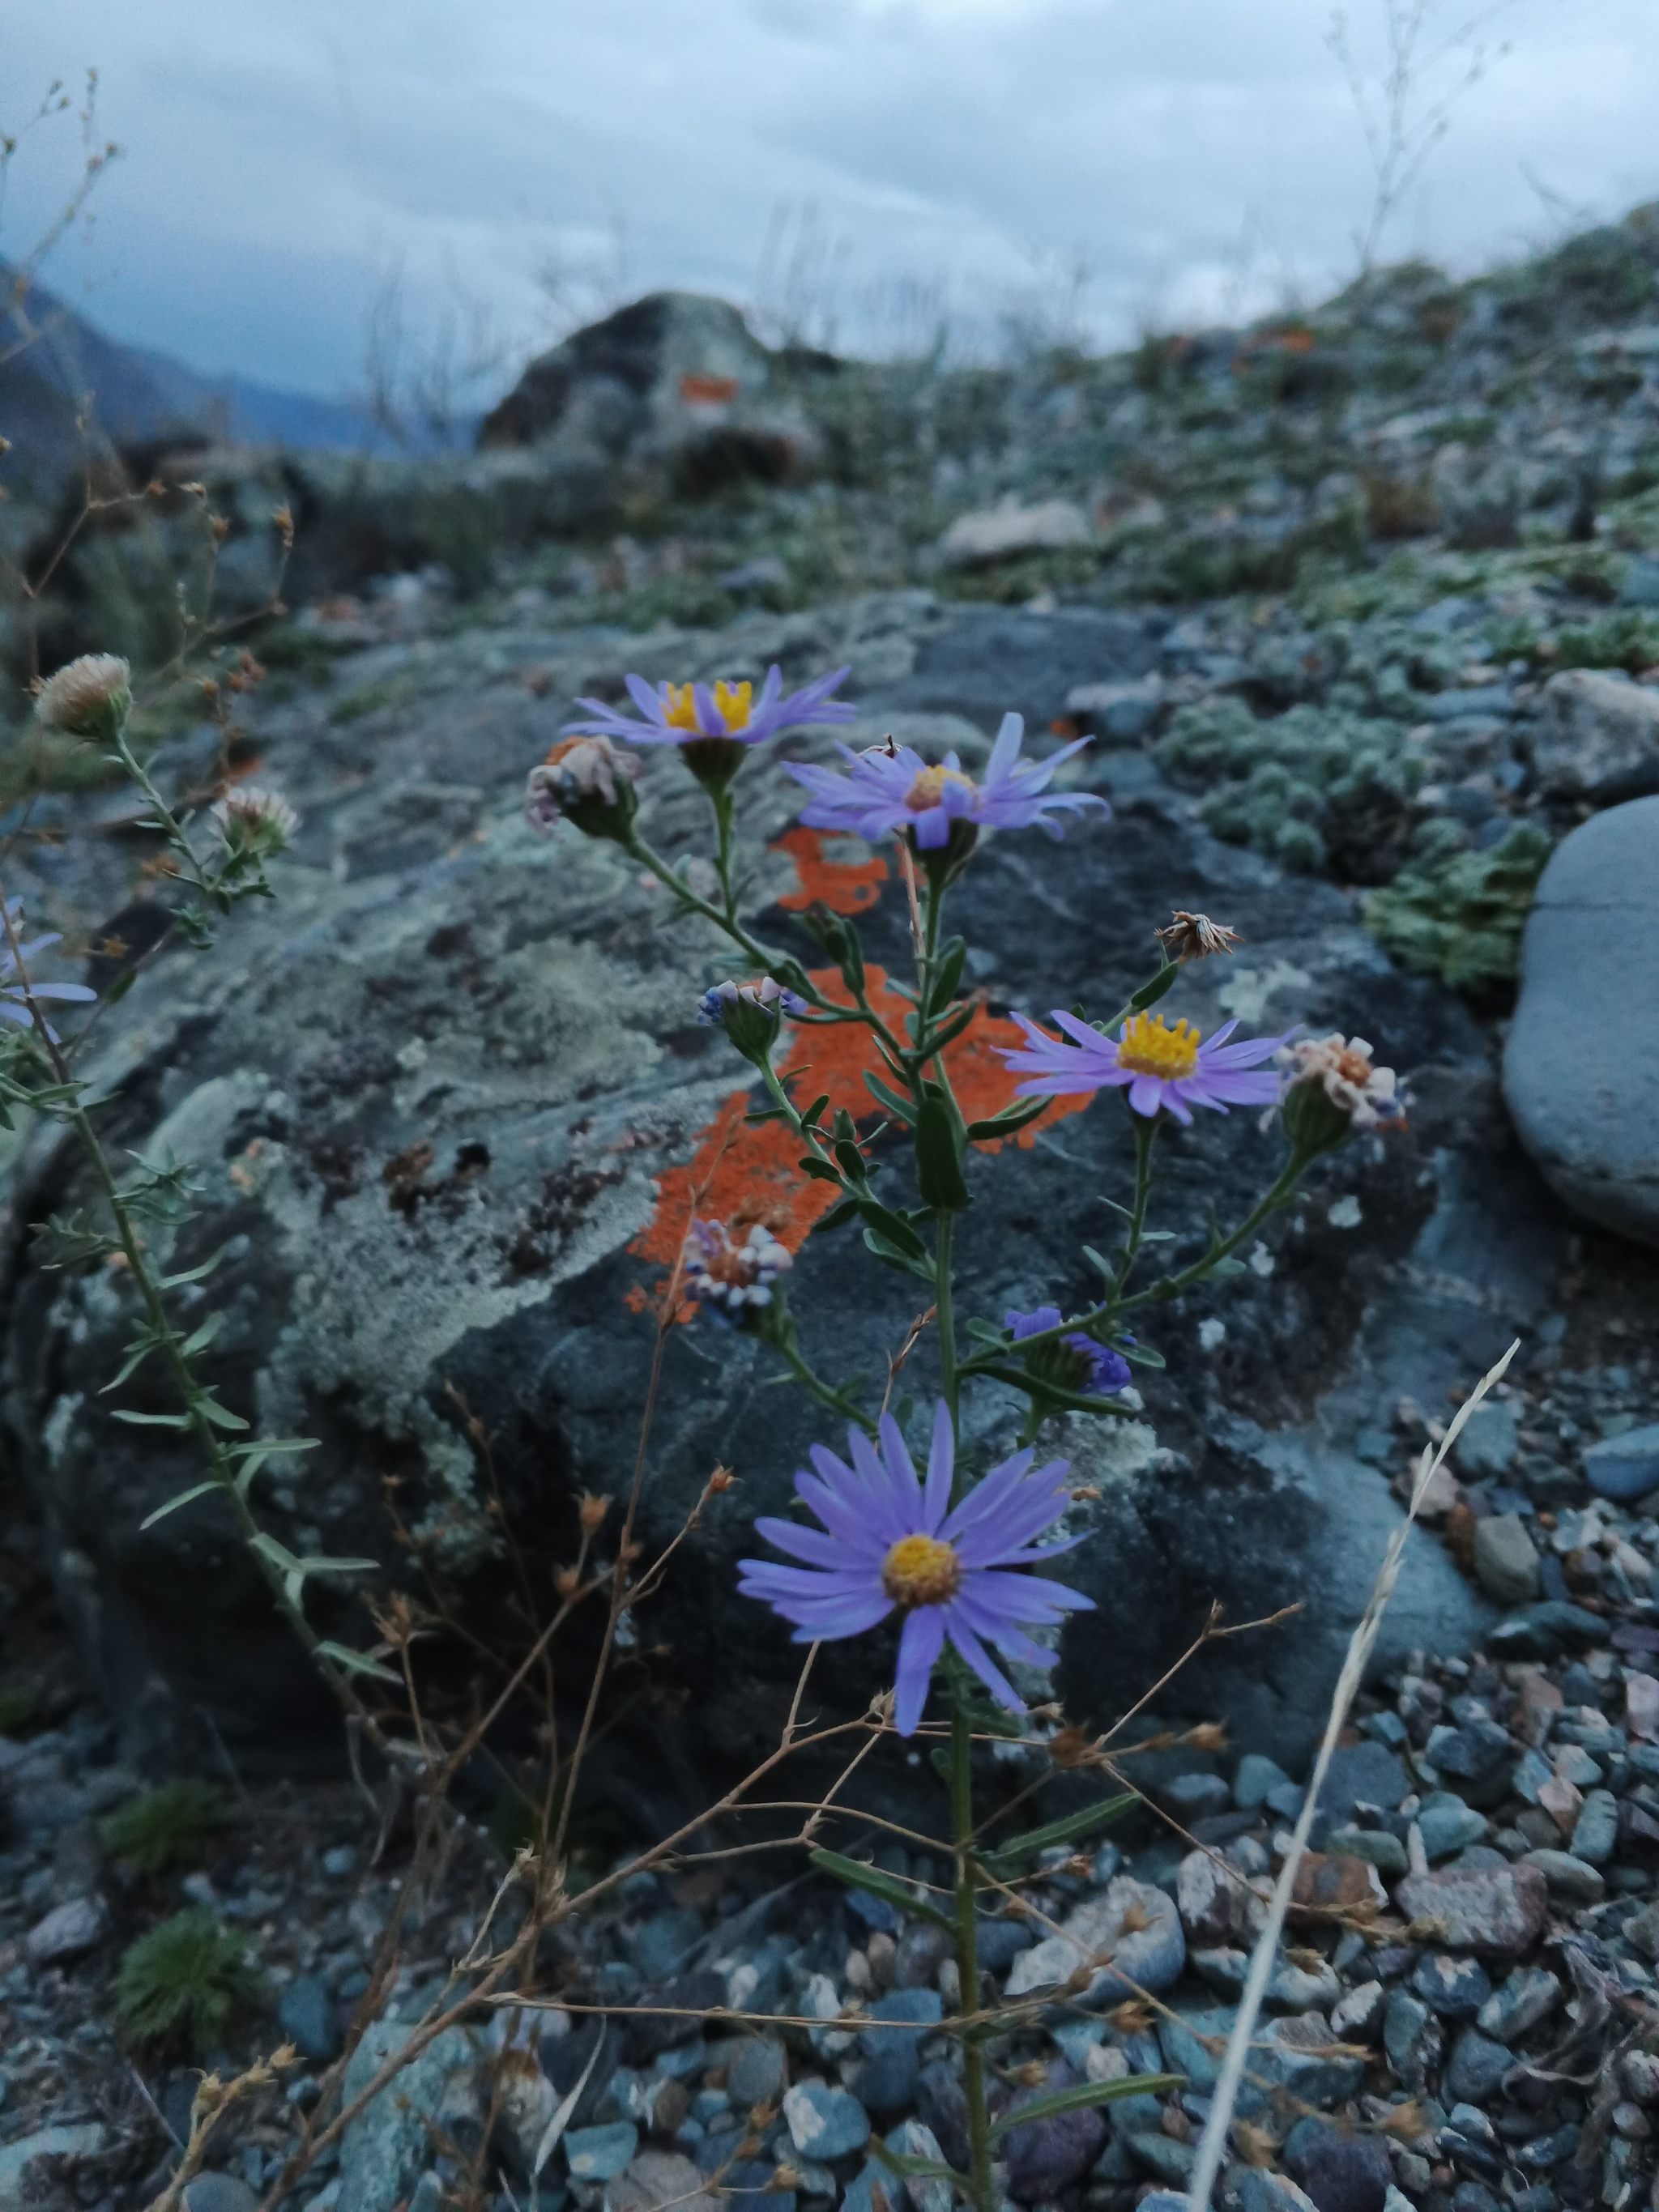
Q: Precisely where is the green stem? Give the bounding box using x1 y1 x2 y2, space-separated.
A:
1117 1149 1307 1315
936 1212 958 1451
0 887 371 1730
952 1686 995 2212
1113 1114 1158 1296
769 1329 876 1436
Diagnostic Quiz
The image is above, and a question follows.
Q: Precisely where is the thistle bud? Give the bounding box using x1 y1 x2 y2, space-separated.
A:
33 654 132 743
212 785 299 859
697 975 808 1063
524 735 640 842
1276 1033 1405 1154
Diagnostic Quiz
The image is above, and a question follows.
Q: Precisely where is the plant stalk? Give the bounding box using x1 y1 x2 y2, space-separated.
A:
952 1686 995 2212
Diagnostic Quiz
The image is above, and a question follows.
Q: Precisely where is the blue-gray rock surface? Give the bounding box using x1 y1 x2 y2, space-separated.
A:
1504 795 1659 1246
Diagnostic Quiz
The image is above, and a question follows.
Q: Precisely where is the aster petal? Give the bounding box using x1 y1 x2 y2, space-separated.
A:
850 1425 916 1529
18 982 95 1003
923 1400 953 1535
967 1567 1096 1617
782 1591 898 1639
0 999 36 1026
954 1481 1075 1563
984 712 1026 786
752 1515 868 1570
691 682 725 737
912 805 951 850
1128 1074 1166 1119
626 674 670 722
1051 1009 1111 1052
877 1410 926 1522
795 1469 896 1554
893 1606 945 1736
942 1615 1025 1713
938 1447 1036 1543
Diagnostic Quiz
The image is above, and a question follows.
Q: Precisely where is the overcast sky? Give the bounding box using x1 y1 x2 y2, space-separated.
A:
4 0 1657 407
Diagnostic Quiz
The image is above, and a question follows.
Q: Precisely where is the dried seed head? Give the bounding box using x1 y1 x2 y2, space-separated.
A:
578 1492 610 1534
1156 910 1241 962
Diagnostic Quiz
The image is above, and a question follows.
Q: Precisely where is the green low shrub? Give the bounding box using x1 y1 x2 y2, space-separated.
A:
115 1909 263 2053
100 1779 232 1874
1363 821 1551 999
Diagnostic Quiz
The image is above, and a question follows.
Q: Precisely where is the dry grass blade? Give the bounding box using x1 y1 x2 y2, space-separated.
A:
533 2024 604 2176
1185 1336 1519 2212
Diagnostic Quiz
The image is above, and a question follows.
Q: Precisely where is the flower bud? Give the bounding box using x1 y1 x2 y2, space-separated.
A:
33 654 132 743
524 735 640 841
1276 1033 1405 1154
683 1219 792 1319
1005 1307 1131 1398
697 975 808 1062
212 785 299 859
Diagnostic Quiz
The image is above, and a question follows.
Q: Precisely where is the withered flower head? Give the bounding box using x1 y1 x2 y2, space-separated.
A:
578 1491 611 1534
1157 910 1241 963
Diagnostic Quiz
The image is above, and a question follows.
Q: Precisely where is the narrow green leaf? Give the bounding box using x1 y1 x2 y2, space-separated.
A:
1118 1341 1165 1369
745 1104 790 1125
1207 1255 1248 1278
855 1200 928 1260
808 1848 953 1932
1128 963 1179 1013
296 1554 379 1576
198 1396 250 1431
923 1000 977 1055
915 1096 971 1213
978 1791 1141 1878
812 1198 860 1235
862 1228 934 1280
926 936 967 1016
1082 1245 1114 1281
109 1409 193 1430
977 1363 1142 1417
964 1097 1048 1142
225 1435 318 1459
156 1250 227 1289
181 1312 226 1357
249 1531 302 1575
834 1137 867 1184
863 1072 918 1125
987 2076 1183 2141
798 1157 842 1183
800 1093 830 1132
100 1333 166 1394
868 2139 969 2189
139 1481 224 1531
314 1640 400 1685
964 1319 1007 1345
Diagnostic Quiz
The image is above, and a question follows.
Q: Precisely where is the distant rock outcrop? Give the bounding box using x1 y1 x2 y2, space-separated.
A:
479 292 823 489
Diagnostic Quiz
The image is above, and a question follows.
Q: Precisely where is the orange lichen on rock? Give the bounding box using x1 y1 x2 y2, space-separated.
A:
628 965 1092 1298
773 825 888 914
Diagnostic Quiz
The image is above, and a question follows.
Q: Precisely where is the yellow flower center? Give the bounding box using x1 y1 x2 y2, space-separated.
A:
663 680 753 733
881 1533 962 1609
1117 1012 1202 1080
906 764 977 813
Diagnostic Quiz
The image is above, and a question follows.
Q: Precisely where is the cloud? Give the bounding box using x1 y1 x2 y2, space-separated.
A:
2 0 1654 399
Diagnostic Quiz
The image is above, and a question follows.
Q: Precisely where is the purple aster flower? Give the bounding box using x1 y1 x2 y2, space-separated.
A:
683 1220 792 1316
564 665 855 748
998 1008 1289 1126
783 713 1107 850
737 1401 1094 1735
1005 1307 1131 1396
0 899 96 1041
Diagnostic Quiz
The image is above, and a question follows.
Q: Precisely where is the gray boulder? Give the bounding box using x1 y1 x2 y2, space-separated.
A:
478 292 819 491
1 595 1521 1806
1533 670 1659 803
1503 795 1659 1245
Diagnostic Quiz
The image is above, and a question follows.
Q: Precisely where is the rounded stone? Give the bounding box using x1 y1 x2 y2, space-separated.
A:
1503 795 1659 1246
1288 2128 1395 2212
